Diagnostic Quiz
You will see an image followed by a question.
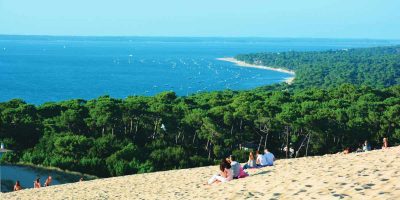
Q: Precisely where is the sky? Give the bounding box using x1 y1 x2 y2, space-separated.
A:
0 0 399 39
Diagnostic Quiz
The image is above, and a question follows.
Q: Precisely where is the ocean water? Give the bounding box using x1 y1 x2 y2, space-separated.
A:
0 36 399 104
0 164 93 192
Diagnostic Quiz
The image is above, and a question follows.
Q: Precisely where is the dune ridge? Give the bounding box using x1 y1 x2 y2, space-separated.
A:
2 146 400 200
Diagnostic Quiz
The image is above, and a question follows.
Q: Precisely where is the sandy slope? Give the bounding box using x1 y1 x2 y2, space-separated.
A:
2 146 400 200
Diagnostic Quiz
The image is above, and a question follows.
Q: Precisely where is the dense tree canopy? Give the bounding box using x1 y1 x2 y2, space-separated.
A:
1 85 400 177
236 45 400 88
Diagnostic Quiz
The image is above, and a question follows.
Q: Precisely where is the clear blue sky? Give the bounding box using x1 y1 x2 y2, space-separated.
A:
1 0 399 39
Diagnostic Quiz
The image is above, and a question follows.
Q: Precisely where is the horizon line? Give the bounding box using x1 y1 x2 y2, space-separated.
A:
1 34 400 41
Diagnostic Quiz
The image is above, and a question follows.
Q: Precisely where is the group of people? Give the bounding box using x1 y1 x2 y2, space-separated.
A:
208 137 390 185
208 149 275 185
13 176 53 191
13 176 84 192
345 137 390 154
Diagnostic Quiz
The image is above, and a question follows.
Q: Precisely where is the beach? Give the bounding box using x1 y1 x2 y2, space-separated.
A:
217 57 295 84
2 146 399 200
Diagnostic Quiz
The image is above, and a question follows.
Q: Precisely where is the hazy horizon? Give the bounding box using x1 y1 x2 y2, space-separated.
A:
1 34 400 41
1 0 399 40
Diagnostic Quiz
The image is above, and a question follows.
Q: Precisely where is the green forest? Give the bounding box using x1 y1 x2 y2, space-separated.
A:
236 45 400 88
1 46 400 178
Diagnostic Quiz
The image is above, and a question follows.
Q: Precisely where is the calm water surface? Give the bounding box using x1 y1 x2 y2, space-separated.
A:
0 164 93 192
0 36 399 104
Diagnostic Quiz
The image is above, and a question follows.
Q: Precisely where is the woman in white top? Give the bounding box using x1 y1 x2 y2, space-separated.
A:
208 159 233 184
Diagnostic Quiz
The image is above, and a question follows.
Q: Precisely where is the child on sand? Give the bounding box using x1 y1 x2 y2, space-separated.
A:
207 159 233 184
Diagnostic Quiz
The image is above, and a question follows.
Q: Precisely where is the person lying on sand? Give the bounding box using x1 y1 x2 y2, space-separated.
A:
207 159 233 184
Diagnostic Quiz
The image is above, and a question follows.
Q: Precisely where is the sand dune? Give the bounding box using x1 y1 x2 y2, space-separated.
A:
2 146 400 200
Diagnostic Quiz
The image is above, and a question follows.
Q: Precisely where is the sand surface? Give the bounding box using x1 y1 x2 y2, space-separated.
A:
217 57 295 84
2 146 400 200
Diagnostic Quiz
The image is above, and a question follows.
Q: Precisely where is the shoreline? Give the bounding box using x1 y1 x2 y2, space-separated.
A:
217 57 295 84
1 162 98 179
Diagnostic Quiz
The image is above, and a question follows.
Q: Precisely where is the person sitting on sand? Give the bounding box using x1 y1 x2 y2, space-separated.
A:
243 151 256 169
227 155 240 179
34 178 41 188
362 140 371 152
208 159 233 184
14 180 22 191
382 137 389 149
343 147 350 154
44 176 52 187
263 149 275 166
256 150 268 167
79 177 84 182
355 143 364 153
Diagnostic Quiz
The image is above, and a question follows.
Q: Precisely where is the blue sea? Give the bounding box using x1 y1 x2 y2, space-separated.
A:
0 36 399 104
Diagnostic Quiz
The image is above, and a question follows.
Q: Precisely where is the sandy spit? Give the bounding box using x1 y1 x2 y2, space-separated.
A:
2 146 400 200
217 57 295 84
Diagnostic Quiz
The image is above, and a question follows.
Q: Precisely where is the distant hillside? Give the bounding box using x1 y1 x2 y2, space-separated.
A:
235 45 400 88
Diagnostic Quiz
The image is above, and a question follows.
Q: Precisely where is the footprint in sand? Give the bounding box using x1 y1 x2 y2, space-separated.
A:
379 192 387 195
361 183 374 189
333 193 350 199
293 189 307 196
246 192 255 197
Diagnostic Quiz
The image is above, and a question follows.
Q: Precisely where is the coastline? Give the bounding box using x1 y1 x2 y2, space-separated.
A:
1 162 98 179
217 57 295 84
1 162 97 192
